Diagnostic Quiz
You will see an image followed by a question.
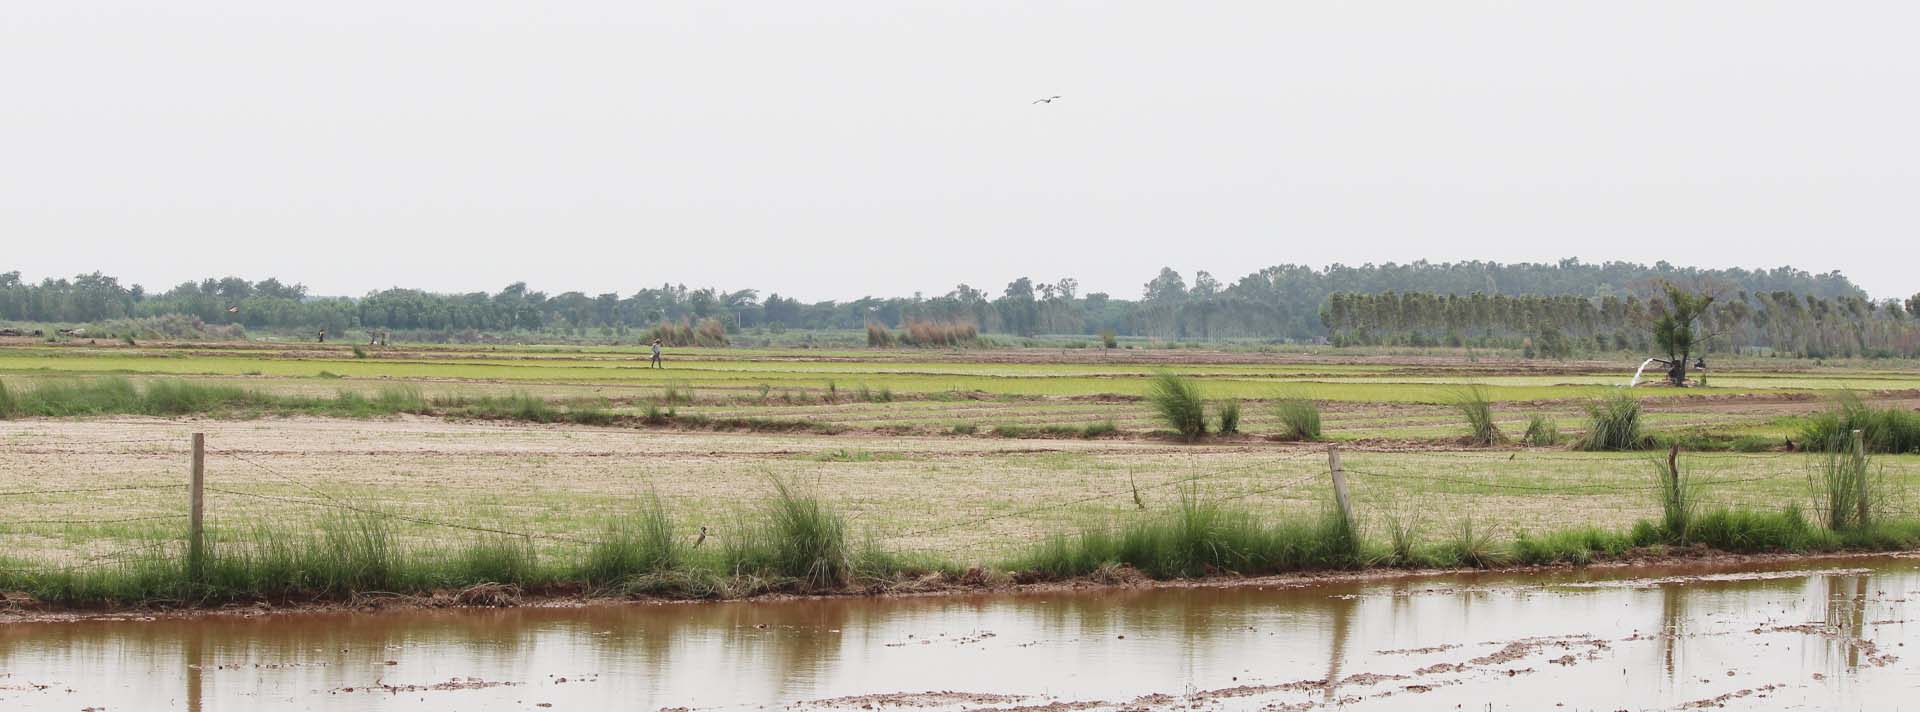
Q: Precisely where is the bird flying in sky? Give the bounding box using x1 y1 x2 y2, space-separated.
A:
1032 95 1061 104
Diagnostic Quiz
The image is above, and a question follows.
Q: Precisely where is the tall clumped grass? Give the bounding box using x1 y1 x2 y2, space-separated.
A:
1215 399 1241 435
899 320 978 348
0 377 280 418
1444 517 1505 568
650 319 729 347
1649 447 1696 541
1797 395 1920 454
1270 397 1322 441
864 321 895 348
1450 386 1504 446
1015 490 1363 580
725 476 850 590
585 494 681 585
1811 437 1881 531
1522 414 1560 447
1147 372 1207 441
1575 390 1645 451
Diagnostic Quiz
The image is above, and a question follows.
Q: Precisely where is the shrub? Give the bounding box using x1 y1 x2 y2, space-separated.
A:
1099 329 1118 349
1216 399 1241 435
1270 397 1322 441
1451 386 1504 446
1574 390 1644 451
1147 372 1207 441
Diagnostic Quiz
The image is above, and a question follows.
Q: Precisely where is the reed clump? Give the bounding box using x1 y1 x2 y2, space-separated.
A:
1798 395 1920 454
1450 386 1504 446
1147 372 1207 441
1574 390 1645 451
1270 397 1322 441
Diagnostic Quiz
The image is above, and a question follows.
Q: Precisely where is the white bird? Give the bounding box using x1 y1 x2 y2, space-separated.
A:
1032 95 1061 104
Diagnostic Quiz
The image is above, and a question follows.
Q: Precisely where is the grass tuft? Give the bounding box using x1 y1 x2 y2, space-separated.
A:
1451 386 1504 446
1574 390 1645 451
1147 372 1207 441
1269 397 1322 441
1216 399 1241 435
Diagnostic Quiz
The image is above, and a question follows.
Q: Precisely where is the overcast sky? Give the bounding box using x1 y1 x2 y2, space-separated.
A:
4 2 1915 301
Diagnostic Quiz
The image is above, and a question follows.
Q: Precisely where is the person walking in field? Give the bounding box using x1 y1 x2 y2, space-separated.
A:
650 338 663 368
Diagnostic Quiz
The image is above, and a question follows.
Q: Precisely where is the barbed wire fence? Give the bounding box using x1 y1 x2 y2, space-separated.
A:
0 430 1910 579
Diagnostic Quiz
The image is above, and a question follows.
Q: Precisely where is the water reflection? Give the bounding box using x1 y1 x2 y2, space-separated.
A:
0 557 1913 711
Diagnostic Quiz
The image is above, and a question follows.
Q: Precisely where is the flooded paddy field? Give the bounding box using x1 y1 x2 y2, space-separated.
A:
2 555 1914 711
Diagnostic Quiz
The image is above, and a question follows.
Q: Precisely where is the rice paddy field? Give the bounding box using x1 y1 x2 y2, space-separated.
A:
2 337 1919 575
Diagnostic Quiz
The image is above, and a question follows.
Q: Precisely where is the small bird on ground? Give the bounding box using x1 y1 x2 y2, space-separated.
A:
1032 95 1061 104
692 526 708 548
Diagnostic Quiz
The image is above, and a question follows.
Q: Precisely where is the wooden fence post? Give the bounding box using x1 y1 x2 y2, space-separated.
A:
1853 429 1869 528
1328 443 1353 525
189 433 205 579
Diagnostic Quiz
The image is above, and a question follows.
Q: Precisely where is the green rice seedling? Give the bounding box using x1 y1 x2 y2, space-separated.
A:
1450 386 1504 446
1797 394 1920 454
1574 390 1644 451
1270 397 1322 442
1147 372 1207 441
585 494 680 584
1522 414 1560 447
1445 517 1505 568
1216 399 1242 435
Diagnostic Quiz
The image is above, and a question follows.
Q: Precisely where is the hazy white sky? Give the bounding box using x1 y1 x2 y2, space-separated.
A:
3 2 1916 301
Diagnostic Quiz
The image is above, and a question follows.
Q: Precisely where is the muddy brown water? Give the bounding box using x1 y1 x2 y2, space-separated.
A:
1 557 1915 711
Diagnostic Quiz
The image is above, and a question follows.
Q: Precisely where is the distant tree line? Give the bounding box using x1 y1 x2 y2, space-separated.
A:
0 260 1902 349
1324 289 1920 358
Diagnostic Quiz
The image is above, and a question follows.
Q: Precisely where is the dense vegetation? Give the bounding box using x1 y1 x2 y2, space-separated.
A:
1323 289 1920 358
3 260 1899 345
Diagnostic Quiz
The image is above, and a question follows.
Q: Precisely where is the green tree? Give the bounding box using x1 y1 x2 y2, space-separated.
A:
1652 283 1714 386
